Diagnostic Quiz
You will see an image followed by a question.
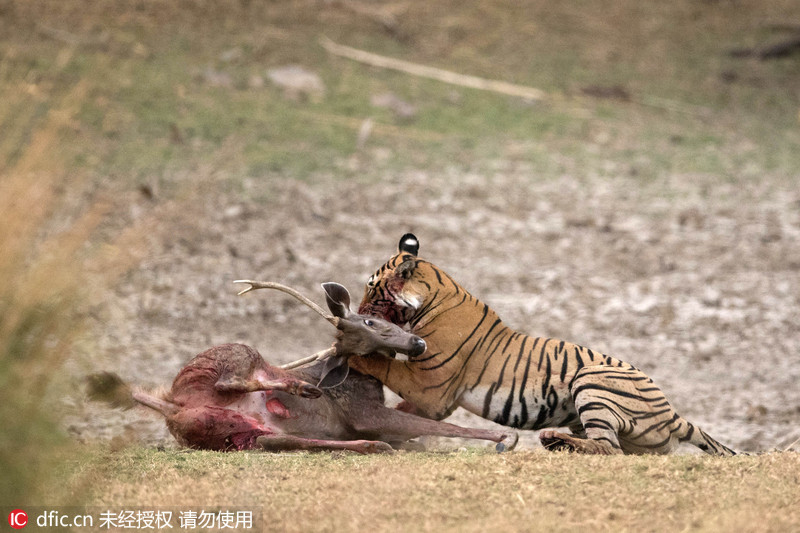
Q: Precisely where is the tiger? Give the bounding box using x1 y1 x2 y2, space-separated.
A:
348 233 737 456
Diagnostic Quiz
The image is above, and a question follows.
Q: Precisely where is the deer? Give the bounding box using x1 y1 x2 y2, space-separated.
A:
88 281 519 454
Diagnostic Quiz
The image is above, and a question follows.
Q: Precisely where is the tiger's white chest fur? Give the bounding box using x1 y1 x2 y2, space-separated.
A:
458 380 577 430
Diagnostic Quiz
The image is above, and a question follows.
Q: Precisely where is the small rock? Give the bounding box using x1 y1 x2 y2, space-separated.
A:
267 65 325 101
223 205 244 219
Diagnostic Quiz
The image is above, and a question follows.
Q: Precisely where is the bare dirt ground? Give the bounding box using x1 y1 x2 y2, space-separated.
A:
65 168 800 453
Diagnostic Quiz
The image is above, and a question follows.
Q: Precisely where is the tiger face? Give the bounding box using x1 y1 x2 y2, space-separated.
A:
359 233 428 326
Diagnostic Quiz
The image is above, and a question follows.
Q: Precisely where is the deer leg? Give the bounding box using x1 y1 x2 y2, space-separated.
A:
256 435 393 455
350 404 519 452
214 376 322 399
395 400 425 415
211 346 322 398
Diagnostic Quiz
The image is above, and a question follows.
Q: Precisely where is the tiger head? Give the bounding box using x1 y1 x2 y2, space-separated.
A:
358 233 435 327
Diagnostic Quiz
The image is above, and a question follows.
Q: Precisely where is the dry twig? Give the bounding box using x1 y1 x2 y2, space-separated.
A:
320 37 546 101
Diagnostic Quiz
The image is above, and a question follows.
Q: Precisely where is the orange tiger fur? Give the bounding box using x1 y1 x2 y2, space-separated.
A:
349 234 736 456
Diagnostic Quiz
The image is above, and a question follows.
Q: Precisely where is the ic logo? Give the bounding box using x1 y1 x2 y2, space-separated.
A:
8 510 28 529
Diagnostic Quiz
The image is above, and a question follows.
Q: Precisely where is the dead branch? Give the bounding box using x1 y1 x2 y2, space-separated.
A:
320 37 546 101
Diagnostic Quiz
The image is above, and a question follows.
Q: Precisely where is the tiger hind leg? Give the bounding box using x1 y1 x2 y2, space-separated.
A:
540 365 738 456
674 418 737 456
573 366 737 455
566 365 680 455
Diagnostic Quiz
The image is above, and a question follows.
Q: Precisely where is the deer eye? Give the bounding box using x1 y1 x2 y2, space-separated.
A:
363 319 375 327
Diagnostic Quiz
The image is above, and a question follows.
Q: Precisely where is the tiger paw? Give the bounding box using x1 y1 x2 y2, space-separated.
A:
539 430 578 452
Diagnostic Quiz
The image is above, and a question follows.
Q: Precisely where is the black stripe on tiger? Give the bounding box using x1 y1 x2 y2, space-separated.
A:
354 233 738 456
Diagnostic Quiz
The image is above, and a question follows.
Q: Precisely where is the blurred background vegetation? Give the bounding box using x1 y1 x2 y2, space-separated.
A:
1 0 798 507
2 0 799 190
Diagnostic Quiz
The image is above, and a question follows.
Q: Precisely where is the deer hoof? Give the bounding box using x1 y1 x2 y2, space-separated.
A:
360 441 394 454
496 432 519 453
300 384 323 399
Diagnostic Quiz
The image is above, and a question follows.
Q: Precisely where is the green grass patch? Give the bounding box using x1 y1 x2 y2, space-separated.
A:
3 0 798 189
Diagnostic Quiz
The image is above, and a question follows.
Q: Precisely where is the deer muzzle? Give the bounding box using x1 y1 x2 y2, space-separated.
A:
407 337 426 358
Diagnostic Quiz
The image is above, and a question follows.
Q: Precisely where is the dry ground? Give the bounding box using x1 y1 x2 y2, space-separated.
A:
66 170 800 454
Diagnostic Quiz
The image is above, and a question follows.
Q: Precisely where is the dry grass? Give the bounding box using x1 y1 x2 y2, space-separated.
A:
0 83 91 506
3 0 799 182
72 447 800 533
0 82 146 505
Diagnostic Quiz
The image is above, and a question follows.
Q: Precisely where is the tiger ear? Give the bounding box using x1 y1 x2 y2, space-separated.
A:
398 233 419 256
396 256 418 279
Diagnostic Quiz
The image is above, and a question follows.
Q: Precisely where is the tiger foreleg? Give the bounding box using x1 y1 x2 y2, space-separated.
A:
539 430 623 455
348 354 455 420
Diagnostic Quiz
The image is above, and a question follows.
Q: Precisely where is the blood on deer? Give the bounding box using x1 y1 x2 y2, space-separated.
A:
88 282 518 454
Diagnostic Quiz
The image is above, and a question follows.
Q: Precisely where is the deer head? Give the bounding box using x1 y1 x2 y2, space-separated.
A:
234 280 426 388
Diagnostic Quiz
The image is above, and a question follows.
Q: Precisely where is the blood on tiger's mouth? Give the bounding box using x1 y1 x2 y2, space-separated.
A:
358 302 396 322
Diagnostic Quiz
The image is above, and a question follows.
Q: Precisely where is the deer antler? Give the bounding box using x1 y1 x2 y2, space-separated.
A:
233 280 339 326
278 347 337 370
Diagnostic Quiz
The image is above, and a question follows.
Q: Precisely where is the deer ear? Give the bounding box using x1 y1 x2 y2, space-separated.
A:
395 256 418 280
317 355 350 389
322 282 351 318
398 233 419 256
